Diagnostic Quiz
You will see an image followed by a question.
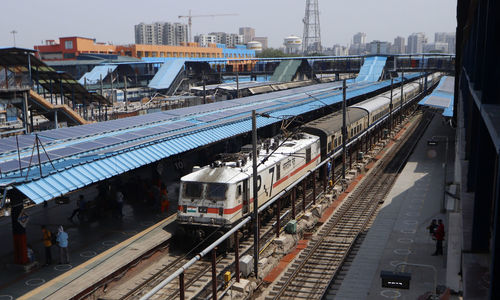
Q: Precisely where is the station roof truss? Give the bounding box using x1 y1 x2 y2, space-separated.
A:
0 47 109 105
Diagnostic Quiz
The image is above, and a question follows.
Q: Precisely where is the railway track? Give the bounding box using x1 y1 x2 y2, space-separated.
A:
94 109 428 300
264 111 432 300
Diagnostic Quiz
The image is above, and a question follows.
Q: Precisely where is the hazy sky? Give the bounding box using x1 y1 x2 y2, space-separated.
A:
0 0 457 49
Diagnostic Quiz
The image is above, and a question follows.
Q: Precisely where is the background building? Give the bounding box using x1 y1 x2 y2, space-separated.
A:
246 41 262 53
195 34 218 47
353 32 367 45
393 36 405 54
424 42 449 53
134 22 188 46
199 32 244 48
435 32 456 54
34 36 255 61
407 32 428 53
332 44 348 56
252 37 268 49
239 27 255 44
284 35 302 55
349 32 367 55
368 40 390 55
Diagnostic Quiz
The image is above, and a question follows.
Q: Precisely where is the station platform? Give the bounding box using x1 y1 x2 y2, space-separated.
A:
0 196 176 299
330 115 459 300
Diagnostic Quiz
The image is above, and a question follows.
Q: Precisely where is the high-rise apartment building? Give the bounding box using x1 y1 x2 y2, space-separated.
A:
407 32 428 53
205 32 243 48
393 36 405 54
239 27 255 44
435 32 456 54
135 22 188 46
353 32 367 45
368 40 390 55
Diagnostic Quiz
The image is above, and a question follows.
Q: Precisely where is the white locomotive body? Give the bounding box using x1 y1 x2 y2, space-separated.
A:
177 133 321 228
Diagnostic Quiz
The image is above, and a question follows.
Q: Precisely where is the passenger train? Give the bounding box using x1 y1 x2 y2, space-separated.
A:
177 73 441 238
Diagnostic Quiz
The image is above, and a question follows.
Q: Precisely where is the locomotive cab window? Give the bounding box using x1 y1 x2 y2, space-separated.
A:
183 182 203 198
237 185 242 196
306 147 311 163
276 163 281 180
207 183 228 201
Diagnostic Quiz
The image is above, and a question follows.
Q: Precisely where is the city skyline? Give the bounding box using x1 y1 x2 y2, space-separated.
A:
0 0 456 49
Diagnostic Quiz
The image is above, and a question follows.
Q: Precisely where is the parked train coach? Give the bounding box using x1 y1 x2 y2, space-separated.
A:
177 73 441 237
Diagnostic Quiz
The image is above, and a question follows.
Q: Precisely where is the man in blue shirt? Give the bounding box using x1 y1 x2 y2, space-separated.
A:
56 226 69 264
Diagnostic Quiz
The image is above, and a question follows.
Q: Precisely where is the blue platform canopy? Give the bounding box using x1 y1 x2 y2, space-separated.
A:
418 76 454 117
148 59 185 90
78 65 117 85
0 70 423 203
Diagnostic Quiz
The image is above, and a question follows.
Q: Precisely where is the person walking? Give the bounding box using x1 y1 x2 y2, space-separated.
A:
68 195 86 222
41 225 52 265
56 226 70 264
432 219 445 256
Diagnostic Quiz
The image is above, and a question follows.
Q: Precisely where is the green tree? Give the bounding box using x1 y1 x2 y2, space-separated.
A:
257 48 300 58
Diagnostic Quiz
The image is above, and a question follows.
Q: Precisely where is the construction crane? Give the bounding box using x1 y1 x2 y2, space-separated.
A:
178 10 238 43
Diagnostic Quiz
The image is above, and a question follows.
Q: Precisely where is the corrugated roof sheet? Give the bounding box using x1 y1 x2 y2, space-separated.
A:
270 60 302 82
418 76 454 117
78 65 117 85
355 56 387 82
148 59 185 90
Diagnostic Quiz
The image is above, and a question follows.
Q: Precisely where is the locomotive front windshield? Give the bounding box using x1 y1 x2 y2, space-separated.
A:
183 182 203 198
207 183 228 201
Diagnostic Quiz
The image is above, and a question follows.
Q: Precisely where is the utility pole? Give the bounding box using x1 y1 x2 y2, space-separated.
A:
400 70 404 123
252 110 259 278
236 71 240 98
124 75 128 112
389 78 393 132
342 79 347 179
11 30 17 47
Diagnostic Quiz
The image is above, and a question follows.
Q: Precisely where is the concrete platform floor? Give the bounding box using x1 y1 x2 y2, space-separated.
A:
0 196 176 299
330 115 459 300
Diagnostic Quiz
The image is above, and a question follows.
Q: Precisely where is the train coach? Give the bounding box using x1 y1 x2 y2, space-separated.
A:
177 73 441 239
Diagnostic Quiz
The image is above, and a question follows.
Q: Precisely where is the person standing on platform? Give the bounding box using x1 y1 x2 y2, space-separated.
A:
160 183 169 213
116 189 124 219
432 219 445 256
427 219 438 237
56 226 69 264
41 225 52 265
